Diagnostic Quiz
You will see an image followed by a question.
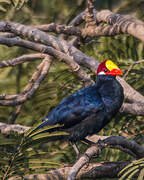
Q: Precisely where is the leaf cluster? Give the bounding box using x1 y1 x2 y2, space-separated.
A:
0 123 67 179
0 0 29 12
119 158 144 180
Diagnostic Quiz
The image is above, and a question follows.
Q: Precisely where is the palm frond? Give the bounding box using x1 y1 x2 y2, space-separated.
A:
119 158 144 180
0 124 67 179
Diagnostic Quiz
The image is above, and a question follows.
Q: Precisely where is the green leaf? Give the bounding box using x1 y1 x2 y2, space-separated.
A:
11 0 29 10
0 0 10 3
127 169 139 179
0 151 10 157
138 168 144 180
119 158 144 180
0 138 17 145
0 5 6 11
0 159 9 165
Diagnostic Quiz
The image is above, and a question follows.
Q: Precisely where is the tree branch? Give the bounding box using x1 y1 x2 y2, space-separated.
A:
0 53 46 68
0 122 30 134
68 136 144 180
0 55 52 106
123 59 144 79
94 10 144 41
120 102 144 116
8 162 129 180
35 23 81 36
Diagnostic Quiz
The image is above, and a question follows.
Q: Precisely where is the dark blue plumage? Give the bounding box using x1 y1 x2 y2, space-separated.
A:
31 74 124 142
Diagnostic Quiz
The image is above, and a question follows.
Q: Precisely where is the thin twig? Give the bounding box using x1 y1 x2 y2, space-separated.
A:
8 55 52 123
0 56 52 106
0 53 46 68
123 59 144 79
8 105 22 124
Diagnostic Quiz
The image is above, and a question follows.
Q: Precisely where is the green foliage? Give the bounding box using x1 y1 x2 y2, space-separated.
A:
0 0 29 12
0 0 11 12
119 158 144 180
11 0 30 10
0 0 30 12
0 123 67 179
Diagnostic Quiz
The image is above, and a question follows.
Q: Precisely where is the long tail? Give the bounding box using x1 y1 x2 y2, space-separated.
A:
25 118 69 144
27 119 64 137
11 120 68 154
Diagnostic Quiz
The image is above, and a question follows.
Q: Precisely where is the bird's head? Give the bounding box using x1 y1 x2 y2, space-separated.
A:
97 60 122 76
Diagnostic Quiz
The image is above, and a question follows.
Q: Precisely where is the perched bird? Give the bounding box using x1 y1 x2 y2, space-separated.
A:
30 60 124 154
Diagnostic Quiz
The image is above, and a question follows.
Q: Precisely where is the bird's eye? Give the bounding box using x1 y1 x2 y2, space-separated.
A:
104 69 107 72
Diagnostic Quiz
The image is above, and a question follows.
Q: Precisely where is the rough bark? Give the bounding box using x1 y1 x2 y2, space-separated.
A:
9 162 129 180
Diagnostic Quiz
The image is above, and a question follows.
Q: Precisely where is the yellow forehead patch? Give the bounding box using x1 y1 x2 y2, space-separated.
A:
105 60 119 71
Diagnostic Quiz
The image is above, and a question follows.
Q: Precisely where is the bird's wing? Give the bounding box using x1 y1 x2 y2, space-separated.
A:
30 85 104 136
41 85 104 128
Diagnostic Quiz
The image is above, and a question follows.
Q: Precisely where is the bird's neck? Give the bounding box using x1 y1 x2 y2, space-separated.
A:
96 75 116 85
96 75 123 113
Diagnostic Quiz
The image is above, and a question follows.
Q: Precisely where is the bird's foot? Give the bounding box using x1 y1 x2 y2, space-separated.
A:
71 142 86 160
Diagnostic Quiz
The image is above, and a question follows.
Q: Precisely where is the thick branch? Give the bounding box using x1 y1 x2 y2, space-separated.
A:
95 10 144 41
66 9 144 41
68 136 144 179
8 162 129 180
120 102 144 116
36 23 81 36
102 136 144 158
117 77 144 103
69 11 86 26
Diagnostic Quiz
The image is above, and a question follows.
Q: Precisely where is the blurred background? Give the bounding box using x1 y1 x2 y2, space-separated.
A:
0 0 144 179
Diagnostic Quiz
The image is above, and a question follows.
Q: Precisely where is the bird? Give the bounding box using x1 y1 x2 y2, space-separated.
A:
29 60 124 155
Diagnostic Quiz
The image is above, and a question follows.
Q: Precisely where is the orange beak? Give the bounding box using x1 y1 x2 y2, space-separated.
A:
109 68 123 76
